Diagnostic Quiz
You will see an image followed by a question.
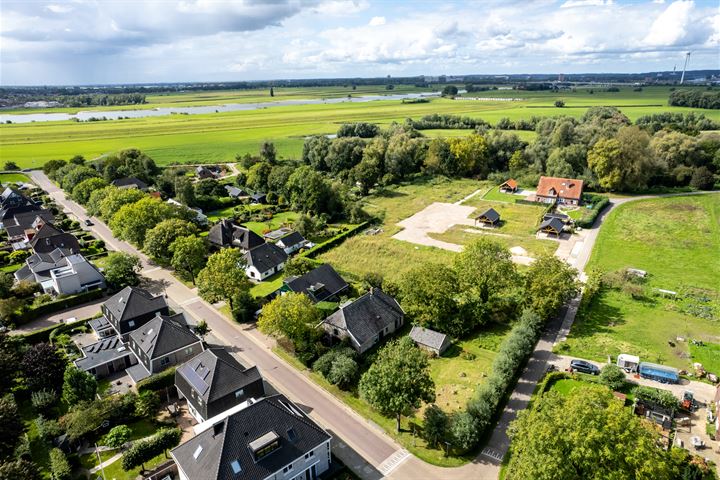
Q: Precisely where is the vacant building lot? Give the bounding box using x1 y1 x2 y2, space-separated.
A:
561 194 720 370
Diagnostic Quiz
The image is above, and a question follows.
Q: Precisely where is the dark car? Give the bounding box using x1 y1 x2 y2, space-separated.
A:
570 359 600 375
84 219 93 226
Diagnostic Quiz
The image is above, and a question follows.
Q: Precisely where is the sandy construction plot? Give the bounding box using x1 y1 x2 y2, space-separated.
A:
393 202 475 252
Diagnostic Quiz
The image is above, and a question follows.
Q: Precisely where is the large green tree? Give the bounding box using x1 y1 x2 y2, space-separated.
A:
62 368 98 406
97 186 145 220
0 395 24 461
397 263 464 336
588 126 656 191
358 337 435 431
196 248 251 311
71 177 108 205
524 254 578 320
103 252 142 288
170 235 206 285
257 293 321 348
110 197 193 245
21 343 66 394
143 219 198 263
507 388 677 480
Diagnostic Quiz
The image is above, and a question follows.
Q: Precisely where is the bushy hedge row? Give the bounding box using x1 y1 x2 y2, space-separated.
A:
21 317 90 344
16 288 105 324
300 222 369 259
465 309 543 447
121 427 181 471
136 367 177 393
576 194 610 229
409 113 490 130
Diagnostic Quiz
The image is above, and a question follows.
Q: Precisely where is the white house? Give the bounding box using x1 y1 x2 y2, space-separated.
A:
244 243 288 281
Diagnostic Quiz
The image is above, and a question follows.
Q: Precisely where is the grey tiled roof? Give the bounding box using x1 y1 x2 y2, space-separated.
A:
277 232 305 248
171 394 330 480
409 326 449 352
111 177 148 190
245 243 287 273
476 207 500 223
176 348 263 403
324 288 403 345
74 335 132 371
208 219 264 250
103 286 168 323
29 223 81 254
129 313 200 359
285 264 348 303
538 217 565 233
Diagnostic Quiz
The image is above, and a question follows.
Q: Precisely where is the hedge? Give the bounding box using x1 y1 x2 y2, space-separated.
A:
300 222 369 259
16 288 106 324
21 317 91 344
576 194 610 229
122 427 182 471
136 367 177 393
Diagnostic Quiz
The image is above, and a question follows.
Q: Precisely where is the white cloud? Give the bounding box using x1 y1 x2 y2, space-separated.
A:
643 0 695 46
45 4 73 14
369 16 385 26
314 0 369 16
561 0 613 8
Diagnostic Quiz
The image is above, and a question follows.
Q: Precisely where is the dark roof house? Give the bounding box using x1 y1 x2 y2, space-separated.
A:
171 394 332 480
322 288 404 354
111 177 148 190
3 210 54 239
250 193 267 204
409 326 451 355
101 286 169 337
175 348 265 422
224 186 247 198
244 243 288 280
0 187 35 210
283 264 349 303
28 223 81 254
538 217 565 237
127 313 203 382
208 219 265 251
196 166 216 179
276 232 307 254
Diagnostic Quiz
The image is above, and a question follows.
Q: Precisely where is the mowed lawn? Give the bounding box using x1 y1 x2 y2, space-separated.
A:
562 194 720 369
318 177 480 283
0 172 32 183
2 86 717 169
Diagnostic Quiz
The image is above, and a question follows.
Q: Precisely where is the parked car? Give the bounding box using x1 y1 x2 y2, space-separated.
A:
84 219 93 226
570 359 600 375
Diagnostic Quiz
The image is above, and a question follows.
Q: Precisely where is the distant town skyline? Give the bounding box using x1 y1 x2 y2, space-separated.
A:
1 0 718 86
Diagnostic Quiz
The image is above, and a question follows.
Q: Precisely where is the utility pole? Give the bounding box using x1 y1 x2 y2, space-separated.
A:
680 52 691 85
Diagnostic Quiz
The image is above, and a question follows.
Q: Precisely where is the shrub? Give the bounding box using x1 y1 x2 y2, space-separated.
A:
103 425 132 449
35 416 62 441
312 351 337 377
451 411 480 452
136 367 176 393
31 389 57 411
121 427 182 471
327 355 359 389
599 364 626 391
134 390 160 418
49 448 71 480
633 386 679 412
423 404 448 448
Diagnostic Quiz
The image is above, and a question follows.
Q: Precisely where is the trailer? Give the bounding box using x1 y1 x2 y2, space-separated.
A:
617 354 640 373
639 362 680 384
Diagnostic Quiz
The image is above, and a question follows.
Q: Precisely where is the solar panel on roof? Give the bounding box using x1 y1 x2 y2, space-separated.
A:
181 363 210 396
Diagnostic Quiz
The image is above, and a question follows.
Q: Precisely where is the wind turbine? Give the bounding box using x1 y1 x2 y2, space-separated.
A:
680 52 691 84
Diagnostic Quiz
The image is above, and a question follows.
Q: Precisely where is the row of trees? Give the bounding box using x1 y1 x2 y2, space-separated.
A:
669 89 720 109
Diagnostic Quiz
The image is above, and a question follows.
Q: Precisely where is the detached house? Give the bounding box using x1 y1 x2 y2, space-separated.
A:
74 335 138 379
245 243 288 281
99 286 169 339
534 176 584 206
111 177 148 191
126 312 203 383
175 347 265 423
276 232 307 255
171 394 332 480
208 219 264 252
322 288 404 354
282 264 349 303
28 222 81 254
14 248 105 295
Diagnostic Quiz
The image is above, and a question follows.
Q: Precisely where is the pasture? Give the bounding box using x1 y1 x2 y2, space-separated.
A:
561 194 720 369
2 85 717 169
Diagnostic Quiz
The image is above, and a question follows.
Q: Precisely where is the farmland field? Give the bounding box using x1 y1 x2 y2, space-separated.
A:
1 85 717 169
561 194 720 369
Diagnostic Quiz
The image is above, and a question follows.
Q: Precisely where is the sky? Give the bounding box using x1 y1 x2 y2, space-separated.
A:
1 0 718 86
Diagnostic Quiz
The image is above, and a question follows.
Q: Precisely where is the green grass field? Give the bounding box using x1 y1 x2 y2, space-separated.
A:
2 86 717 169
0 172 32 184
318 177 480 283
561 194 720 369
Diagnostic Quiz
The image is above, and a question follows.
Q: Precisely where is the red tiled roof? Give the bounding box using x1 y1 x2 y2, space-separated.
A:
501 179 518 189
536 176 584 200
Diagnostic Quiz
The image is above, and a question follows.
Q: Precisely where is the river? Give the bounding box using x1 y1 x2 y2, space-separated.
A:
0 92 441 124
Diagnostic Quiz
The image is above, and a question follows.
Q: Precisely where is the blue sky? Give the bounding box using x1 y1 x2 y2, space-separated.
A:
1 0 718 85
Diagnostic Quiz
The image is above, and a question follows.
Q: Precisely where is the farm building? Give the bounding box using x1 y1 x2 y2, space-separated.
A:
499 179 518 193
475 208 500 227
534 176 584 205
409 326 451 355
537 217 564 237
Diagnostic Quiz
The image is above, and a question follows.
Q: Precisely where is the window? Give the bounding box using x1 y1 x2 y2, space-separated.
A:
283 464 293 473
184 347 193 355
235 389 244 398
128 320 135 328
160 357 170 366
230 460 241 474
304 450 314 459
193 445 203 460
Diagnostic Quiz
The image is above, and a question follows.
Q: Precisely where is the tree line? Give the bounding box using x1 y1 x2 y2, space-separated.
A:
669 89 720 109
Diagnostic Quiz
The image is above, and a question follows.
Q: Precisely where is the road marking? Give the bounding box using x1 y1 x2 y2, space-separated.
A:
378 449 410 476
481 447 504 461
180 296 201 306
142 267 162 274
